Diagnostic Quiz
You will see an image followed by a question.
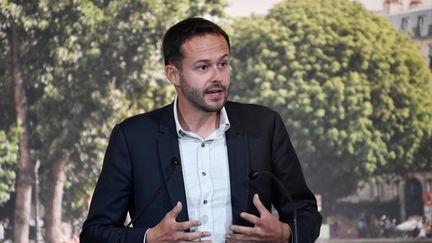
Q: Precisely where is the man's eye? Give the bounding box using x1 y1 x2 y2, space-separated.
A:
198 65 208 70
220 60 230 68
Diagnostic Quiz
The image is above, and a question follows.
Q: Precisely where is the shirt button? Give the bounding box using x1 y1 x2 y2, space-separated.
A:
203 200 208 204
201 142 205 147
202 172 207 176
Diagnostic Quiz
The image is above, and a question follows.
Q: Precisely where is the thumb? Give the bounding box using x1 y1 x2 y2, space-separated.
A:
253 194 269 216
166 201 182 219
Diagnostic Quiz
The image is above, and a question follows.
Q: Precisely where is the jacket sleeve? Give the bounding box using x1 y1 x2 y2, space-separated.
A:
80 125 147 243
270 112 322 243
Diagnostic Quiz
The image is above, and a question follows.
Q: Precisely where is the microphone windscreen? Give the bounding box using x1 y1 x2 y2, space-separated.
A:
248 171 259 180
170 157 180 167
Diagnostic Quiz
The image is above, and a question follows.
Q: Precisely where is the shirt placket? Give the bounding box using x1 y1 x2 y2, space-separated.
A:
197 140 213 235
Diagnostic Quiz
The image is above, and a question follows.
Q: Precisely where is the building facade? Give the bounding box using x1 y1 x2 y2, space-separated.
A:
345 172 432 221
344 1 432 223
379 0 432 68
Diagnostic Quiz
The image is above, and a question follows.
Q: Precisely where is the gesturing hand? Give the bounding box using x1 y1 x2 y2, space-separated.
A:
225 194 291 243
146 202 212 243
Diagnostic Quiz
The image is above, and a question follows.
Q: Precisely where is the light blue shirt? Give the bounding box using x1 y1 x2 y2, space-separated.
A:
143 99 233 243
174 98 232 242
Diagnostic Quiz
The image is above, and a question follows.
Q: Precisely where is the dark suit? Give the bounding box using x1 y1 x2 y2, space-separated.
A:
80 101 322 243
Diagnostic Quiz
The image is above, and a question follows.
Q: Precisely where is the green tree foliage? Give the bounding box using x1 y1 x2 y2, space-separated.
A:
0 129 17 204
59 0 226 226
230 0 432 206
0 2 16 206
1 0 227 238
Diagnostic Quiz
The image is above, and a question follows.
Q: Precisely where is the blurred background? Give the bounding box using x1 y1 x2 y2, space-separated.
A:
1 0 431 242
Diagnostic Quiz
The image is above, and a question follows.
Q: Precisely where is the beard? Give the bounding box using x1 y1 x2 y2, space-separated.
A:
179 74 229 113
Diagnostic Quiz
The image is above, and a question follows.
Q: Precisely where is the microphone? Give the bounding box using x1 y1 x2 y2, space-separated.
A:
249 170 298 243
117 157 181 242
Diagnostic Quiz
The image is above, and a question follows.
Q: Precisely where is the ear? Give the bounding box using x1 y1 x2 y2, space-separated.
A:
165 64 180 87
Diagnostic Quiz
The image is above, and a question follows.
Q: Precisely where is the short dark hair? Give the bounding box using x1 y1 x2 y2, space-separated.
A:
162 17 230 67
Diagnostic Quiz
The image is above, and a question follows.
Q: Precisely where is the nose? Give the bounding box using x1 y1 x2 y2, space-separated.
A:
211 66 223 83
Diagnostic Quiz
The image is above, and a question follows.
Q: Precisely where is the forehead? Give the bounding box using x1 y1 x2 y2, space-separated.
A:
181 34 229 61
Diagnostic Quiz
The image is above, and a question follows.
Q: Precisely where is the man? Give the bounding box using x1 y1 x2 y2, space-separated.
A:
80 17 322 243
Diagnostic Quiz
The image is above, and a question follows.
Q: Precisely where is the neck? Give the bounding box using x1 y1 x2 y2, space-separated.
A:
177 102 220 139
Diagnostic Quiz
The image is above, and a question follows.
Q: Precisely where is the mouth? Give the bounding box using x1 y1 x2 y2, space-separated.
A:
204 84 225 95
205 88 224 94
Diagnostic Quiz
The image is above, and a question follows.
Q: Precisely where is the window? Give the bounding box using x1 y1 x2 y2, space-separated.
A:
378 183 384 199
370 183 384 200
415 15 425 36
401 18 409 30
429 45 432 69
394 180 400 197
426 179 432 192
370 184 378 199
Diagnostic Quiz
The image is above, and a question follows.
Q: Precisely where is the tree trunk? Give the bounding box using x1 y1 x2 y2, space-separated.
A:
8 22 34 243
44 158 67 243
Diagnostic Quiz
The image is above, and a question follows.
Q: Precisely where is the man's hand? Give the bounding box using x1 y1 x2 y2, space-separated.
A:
225 194 291 242
146 202 212 243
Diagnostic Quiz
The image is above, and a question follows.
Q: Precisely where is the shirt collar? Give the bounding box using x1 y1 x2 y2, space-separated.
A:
173 97 230 139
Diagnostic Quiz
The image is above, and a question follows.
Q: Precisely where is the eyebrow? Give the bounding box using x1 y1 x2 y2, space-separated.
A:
193 53 230 65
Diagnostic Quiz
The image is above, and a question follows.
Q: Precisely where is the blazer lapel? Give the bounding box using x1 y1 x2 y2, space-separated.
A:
157 104 189 222
225 104 250 225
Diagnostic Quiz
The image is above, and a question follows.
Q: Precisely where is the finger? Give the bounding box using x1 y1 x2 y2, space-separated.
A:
181 241 211 243
239 212 260 225
225 233 261 242
176 220 202 231
253 194 269 216
230 225 256 235
166 201 182 219
178 230 211 241
178 240 212 243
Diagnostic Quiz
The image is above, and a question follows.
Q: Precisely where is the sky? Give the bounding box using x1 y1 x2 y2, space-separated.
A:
224 0 427 17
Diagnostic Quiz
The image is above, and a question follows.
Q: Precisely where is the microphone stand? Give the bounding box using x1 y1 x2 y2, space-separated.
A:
117 157 180 243
249 170 299 243
127 157 180 227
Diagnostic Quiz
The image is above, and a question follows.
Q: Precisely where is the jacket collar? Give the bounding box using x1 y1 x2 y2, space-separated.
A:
157 103 189 222
225 102 250 225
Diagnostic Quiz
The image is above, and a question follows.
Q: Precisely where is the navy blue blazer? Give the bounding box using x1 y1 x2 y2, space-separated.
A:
80 101 322 243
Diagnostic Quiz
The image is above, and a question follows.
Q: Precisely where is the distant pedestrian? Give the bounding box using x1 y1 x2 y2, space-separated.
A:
368 214 380 237
0 221 4 241
1 217 10 241
418 217 427 238
383 215 392 237
356 212 368 238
